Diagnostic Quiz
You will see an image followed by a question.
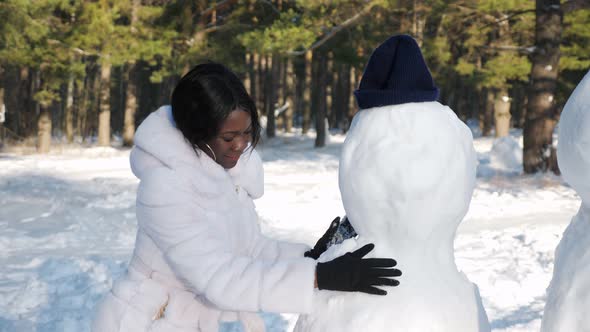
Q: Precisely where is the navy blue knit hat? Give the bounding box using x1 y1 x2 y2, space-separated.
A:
354 35 439 109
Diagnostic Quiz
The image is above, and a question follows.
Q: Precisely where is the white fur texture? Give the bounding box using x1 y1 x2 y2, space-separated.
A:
93 106 316 332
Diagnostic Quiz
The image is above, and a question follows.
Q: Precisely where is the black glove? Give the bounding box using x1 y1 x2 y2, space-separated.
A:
304 217 341 259
316 243 401 295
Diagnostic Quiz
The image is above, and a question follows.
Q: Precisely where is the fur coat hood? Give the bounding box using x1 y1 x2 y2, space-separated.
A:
130 105 264 200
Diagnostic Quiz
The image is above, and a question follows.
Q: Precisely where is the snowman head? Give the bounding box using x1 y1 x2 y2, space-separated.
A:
339 104 476 240
558 71 590 204
340 34 476 240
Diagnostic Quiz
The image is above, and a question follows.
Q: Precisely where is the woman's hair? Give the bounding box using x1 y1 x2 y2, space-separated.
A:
171 62 261 153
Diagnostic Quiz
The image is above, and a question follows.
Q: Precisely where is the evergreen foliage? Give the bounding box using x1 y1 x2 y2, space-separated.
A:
0 0 588 173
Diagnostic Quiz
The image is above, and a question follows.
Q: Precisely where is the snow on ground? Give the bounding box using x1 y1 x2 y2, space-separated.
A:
0 129 580 332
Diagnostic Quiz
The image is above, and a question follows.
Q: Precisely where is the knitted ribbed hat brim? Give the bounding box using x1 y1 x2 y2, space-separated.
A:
354 87 439 109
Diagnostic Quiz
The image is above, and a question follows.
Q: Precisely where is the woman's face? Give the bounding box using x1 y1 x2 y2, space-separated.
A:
205 109 253 169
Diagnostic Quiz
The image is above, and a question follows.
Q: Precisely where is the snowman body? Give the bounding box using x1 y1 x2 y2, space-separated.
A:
541 71 590 332
295 102 490 332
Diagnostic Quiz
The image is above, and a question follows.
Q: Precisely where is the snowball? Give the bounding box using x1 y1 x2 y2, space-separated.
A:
490 136 523 173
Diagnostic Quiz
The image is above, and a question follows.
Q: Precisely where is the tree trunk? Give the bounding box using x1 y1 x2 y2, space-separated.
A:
467 85 478 121
331 63 341 130
315 53 327 148
475 86 485 133
18 67 32 136
3 67 16 135
245 53 255 101
455 79 470 121
523 0 562 174
325 52 333 128
120 0 139 147
77 78 89 139
311 54 319 135
85 60 101 140
0 74 5 144
244 53 251 93
511 83 527 128
347 66 358 131
276 57 285 130
262 56 269 126
493 13 512 137
302 50 313 134
277 56 285 105
443 72 456 114
494 88 511 137
266 54 277 138
481 89 495 136
33 69 42 141
110 66 124 138
37 109 51 153
255 53 263 114
294 56 304 129
338 63 350 131
64 76 75 143
98 60 112 146
399 0 411 33
55 84 65 139
285 58 294 132
412 0 426 46
123 64 138 146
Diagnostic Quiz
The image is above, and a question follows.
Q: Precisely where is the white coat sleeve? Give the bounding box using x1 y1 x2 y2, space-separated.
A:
136 169 317 314
249 233 311 261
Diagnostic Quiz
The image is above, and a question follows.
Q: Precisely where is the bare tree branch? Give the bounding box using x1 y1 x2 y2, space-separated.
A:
203 23 253 34
478 44 536 54
478 9 535 31
197 0 276 37
288 2 379 56
200 0 239 19
47 39 99 57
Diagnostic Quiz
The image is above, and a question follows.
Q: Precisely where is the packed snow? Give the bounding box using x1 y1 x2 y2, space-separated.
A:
0 127 580 332
541 70 590 332
296 102 490 332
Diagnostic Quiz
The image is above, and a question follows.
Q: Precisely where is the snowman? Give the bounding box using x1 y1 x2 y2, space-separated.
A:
294 35 490 332
541 70 590 332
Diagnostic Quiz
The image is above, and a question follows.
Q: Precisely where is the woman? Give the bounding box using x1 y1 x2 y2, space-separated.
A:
92 62 401 332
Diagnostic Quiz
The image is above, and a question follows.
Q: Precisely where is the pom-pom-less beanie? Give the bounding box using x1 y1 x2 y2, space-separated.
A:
354 35 439 109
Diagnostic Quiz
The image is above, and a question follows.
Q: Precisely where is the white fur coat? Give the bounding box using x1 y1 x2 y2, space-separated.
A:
92 106 316 332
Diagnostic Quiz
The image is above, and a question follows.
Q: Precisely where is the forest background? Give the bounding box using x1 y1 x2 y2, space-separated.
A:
0 0 589 174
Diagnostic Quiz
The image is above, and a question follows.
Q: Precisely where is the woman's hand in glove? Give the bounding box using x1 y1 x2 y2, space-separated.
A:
304 217 341 259
316 243 401 295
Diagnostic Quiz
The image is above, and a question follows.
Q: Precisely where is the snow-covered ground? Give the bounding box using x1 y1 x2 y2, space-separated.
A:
0 129 579 332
